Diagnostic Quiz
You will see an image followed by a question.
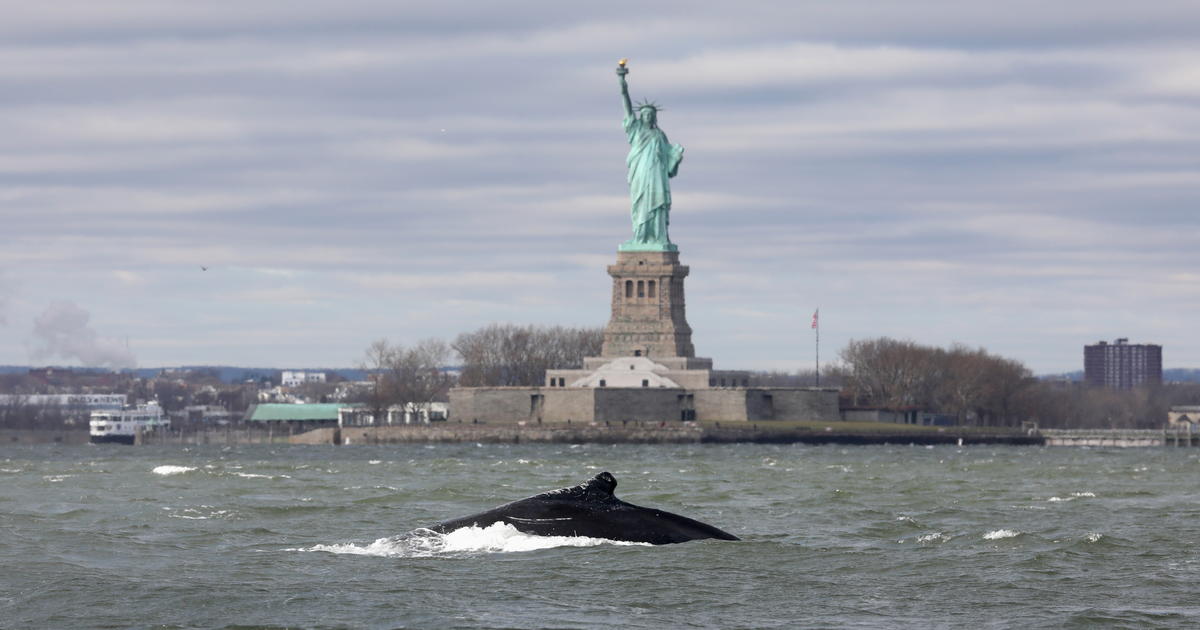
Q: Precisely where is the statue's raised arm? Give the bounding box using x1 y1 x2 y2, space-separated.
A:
617 58 633 118
615 59 684 253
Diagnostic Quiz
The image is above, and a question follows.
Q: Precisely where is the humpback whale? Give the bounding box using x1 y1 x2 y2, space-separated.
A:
430 472 738 545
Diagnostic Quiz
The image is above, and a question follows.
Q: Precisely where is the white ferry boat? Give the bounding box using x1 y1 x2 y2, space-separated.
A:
89 403 168 445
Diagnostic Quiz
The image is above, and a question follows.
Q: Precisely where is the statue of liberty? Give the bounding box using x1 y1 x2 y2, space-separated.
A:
616 59 684 252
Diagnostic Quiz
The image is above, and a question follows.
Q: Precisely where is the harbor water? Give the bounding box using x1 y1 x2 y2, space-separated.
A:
2 443 1198 629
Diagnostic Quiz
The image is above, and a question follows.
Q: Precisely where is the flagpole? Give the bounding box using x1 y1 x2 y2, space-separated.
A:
813 308 820 387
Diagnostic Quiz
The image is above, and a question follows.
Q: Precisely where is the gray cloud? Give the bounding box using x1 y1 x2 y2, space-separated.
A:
0 271 10 326
30 301 137 368
0 2 1198 372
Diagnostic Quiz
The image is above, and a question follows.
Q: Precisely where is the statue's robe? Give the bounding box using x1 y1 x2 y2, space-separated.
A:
624 114 684 246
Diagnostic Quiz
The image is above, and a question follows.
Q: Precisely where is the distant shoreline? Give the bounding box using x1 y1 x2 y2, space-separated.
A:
2 424 1044 446
25 425 1198 448
304 423 1045 447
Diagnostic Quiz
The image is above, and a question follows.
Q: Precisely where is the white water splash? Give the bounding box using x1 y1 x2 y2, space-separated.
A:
167 506 232 520
232 472 289 480
917 532 949 543
1072 491 1096 498
153 465 197 476
983 529 1020 540
301 522 649 558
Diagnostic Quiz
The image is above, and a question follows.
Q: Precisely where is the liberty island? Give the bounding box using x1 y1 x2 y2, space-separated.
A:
450 61 839 424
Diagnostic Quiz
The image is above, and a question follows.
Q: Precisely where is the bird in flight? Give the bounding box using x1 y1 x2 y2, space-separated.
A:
201 266 208 271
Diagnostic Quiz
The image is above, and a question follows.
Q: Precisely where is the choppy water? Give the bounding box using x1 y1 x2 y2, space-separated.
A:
2 443 1198 629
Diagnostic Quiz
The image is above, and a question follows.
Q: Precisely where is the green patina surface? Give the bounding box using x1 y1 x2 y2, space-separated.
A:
247 403 352 422
617 61 683 252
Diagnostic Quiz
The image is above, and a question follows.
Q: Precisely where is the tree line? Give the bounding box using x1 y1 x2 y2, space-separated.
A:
836 336 1200 429
5 327 1195 430
352 323 602 421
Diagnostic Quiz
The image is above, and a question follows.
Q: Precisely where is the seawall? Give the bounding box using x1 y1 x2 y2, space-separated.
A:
290 424 1044 446
0 429 89 445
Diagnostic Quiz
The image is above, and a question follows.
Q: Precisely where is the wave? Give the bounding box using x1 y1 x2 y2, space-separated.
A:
42 474 74 483
231 472 290 480
153 465 197 476
166 506 233 520
300 522 650 557
983 529 1020 540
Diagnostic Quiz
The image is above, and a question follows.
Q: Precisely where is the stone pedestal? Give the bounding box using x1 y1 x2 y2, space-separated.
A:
600 250 695 359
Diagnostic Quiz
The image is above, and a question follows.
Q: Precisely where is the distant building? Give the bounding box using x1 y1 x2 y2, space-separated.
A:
244 403 342 429
281 371 326 387
1084 338 1162 389
0 394 125 409
1168 406 1200 427
338 402 448 426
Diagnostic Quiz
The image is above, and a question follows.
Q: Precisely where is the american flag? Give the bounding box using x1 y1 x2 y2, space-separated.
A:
811 309 819 330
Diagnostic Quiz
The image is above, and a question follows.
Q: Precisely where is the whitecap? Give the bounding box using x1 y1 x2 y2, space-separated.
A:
1048 496 1073 502
917 532 948 543
168 507 232 520
1084 532 1102 543
301 522 648 558
368 460 382 465
1072 491 1096 498
983 529 1020 540
233 472 289 479
0 468 22 473
153 465 196 476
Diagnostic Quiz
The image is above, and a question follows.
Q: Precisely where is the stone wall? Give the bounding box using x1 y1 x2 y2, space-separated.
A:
769 388 840 422
692 390 750 421
452 385 839 424
449 387 542 424
304 423 704 445
593 387 688 423
0 429 89 445
543 388 596 423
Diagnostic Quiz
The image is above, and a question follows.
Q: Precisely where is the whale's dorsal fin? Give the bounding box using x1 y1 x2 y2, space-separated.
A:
537 471 618 501
586 471 617 495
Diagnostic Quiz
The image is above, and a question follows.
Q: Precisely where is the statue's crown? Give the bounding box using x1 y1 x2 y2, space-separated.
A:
636 98 664 112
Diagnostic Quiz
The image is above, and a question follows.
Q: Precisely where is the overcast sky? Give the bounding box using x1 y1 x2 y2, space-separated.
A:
2 1 1199 374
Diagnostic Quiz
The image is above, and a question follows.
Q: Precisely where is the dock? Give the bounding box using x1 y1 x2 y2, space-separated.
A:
1041 426 1199 447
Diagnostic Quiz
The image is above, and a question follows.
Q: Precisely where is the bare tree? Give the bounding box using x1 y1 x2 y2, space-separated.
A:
453 323 603 386
840 337 1034 426
389 338 454 422
841 337 942 409
358 339 398 423
355 338 455 424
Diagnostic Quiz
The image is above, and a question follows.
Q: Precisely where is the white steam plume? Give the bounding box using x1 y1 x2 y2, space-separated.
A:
30 300 137 368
